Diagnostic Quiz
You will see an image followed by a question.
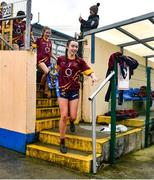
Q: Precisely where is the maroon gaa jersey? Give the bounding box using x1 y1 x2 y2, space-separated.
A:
12 19 26 45
57 55 93 91
36 37 52 66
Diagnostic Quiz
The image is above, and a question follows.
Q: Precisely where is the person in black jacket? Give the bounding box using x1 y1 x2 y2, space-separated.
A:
78 3 100 57
79 3 100 33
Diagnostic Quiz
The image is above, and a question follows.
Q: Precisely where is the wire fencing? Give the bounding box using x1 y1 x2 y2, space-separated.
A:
0 0 31 50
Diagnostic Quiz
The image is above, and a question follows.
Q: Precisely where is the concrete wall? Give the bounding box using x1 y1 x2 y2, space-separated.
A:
81 36 154 122
102 129 142 162
0 51 36 153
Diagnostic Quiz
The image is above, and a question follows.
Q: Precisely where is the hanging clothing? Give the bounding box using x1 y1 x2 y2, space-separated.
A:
105 52 139 104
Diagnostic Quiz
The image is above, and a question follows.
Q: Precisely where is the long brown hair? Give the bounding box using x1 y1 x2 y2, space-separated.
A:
42 26 51 36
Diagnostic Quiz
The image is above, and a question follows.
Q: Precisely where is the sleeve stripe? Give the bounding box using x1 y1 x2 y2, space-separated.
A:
83 69 93 76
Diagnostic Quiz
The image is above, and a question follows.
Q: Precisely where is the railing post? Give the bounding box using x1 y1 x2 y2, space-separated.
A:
25 0 32 50
89 71 115 174
110 58 117 164
91 34 95 64
145 67 151 147
91 97 97 173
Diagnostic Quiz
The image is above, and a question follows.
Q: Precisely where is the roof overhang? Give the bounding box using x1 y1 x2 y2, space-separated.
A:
84 12 154 62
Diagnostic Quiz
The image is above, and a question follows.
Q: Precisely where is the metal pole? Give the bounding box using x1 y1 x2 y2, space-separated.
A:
145 57 148 73
0 15 26 22
77 38 86 43
37 12 40 23
91 34 95 64
92 97 97 173
55 44 58 56
110 58 117 164
25 0 32 50
145 67 151 147
88 71 116 173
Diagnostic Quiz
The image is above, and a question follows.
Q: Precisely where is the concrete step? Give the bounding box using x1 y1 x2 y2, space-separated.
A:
36 98 58 108
97 115 144 127
37 90 57 98
36 90 43 98
36 118 60 132
26 143 102 173
39 129 103 153
36 107 60 119
37 83 56 91
36 118 79 132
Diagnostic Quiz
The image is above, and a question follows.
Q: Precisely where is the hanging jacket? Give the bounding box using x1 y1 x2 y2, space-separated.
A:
80 15 99 33
105 52 139 104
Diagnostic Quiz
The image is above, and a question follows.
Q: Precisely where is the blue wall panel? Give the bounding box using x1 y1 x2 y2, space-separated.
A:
0 128 36 153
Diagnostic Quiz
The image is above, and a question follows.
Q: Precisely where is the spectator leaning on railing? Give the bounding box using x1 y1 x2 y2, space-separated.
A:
12 10 26 50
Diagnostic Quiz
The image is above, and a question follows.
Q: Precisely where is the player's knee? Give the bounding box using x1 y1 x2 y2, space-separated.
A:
61 115 68 123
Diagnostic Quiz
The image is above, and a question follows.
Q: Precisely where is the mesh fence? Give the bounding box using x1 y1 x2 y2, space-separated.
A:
0 0 29 50
0 0 66 53
2 0 26 16
52 41 66 56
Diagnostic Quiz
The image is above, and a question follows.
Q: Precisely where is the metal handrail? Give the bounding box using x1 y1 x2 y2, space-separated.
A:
0 15 26 22
89 71 115 101
0 34 14 50
88 71 115 174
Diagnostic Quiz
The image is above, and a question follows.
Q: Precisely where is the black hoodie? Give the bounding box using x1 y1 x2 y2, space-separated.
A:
80 14 99 33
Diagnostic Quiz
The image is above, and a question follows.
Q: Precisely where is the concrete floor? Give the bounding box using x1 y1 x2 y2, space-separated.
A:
0 146 88 179
96 145 154 179
1 144 154 179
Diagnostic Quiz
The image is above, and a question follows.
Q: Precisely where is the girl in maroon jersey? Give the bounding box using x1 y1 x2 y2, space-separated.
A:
35 26 57 97
12 11 26 50
57 39 97 153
